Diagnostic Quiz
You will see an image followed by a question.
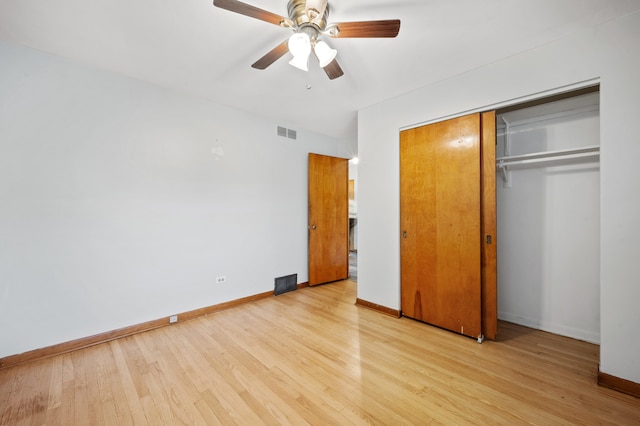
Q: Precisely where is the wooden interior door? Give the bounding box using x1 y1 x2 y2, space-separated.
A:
308 153 349 286
400 112 495 340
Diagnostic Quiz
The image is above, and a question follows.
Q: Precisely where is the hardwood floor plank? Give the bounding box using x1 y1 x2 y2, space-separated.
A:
204 309 350 424
108 341 147 425
193 395 224 426
245 309 430 423
118 336 151 400
147 328 263 425
68 351 90 425
55 354 74 425
95 344 130 425
138 365 177 425
1 280 639 425
198 389 240 426
0 357 26 423
219 299 356 423
25 359 51 426
138 339 206 425
192 334 313 424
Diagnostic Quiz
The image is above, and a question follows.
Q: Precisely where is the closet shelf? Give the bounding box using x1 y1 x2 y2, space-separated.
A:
496 145 600 187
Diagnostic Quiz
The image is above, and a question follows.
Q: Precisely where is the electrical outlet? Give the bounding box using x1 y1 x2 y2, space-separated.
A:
216 276 226 284
169 315 178 324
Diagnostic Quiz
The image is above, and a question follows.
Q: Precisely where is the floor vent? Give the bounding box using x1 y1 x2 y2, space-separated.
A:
274 274 298 296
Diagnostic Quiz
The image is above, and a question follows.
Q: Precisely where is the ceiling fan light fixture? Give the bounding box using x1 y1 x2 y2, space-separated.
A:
314 40 337 68
289 55 310 71
212 0 401 80
288 32 311 57
288 32 312 71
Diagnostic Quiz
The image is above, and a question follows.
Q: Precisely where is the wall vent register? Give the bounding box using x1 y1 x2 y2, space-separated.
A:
277 126 297 140
274 274 298 296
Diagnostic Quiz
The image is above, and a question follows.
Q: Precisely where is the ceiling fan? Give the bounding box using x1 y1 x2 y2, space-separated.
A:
213 0 401 80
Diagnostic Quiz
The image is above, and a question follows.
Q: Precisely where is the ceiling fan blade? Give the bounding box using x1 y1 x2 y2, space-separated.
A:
329 19 401 38
252 40 290 70
213 0 287 26
322 59 344 80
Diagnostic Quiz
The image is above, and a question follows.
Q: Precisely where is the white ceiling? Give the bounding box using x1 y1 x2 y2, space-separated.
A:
1 0 639 139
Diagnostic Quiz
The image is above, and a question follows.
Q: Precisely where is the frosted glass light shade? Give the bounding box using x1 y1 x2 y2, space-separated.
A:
288 32 311 71
289 54 309 71
314 40 337 68
288 32 311 58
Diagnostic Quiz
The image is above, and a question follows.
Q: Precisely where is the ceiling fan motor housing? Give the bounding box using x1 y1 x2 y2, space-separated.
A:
288 0 329 33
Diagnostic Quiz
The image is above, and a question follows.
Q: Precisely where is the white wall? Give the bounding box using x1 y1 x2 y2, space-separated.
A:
496 97 600 343
358 11 640 383
0 41 345 358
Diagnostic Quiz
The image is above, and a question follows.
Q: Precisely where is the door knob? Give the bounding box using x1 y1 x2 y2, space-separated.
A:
310 225 317 230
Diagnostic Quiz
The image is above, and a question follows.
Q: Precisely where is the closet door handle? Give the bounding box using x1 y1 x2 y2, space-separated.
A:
486 235 492 244
403 231 407 239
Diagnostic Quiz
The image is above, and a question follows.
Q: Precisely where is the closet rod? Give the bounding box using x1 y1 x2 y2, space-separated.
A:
496 146 600 168
497 146 599 188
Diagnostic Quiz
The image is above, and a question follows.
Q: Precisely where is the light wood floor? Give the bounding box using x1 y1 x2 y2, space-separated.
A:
1 280 639 425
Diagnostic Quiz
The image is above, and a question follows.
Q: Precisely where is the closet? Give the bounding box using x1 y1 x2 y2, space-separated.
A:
400 88 599 344
400 112 496 342
496 89 600 343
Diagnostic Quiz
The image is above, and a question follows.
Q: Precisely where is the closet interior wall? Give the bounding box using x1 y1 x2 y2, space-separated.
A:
496 92 601 344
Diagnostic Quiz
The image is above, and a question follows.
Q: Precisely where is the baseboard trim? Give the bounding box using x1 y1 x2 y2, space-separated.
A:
598 371 640 398
498 311 600 344
355 298 401 318
0 282 309 370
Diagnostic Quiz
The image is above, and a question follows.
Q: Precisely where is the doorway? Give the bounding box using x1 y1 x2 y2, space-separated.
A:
495 89 601 343
349 160 358 281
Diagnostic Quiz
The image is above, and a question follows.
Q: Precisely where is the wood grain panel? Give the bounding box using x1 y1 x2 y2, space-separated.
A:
213 0 286 26
308 153 349 285
331 20 401 38
400 114 482 338
322 59 344 80
251 40 289 69
481 111 498 340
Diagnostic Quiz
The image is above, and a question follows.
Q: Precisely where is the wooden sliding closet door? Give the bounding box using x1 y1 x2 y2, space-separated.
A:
400 112 496 340
481 111 497 340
